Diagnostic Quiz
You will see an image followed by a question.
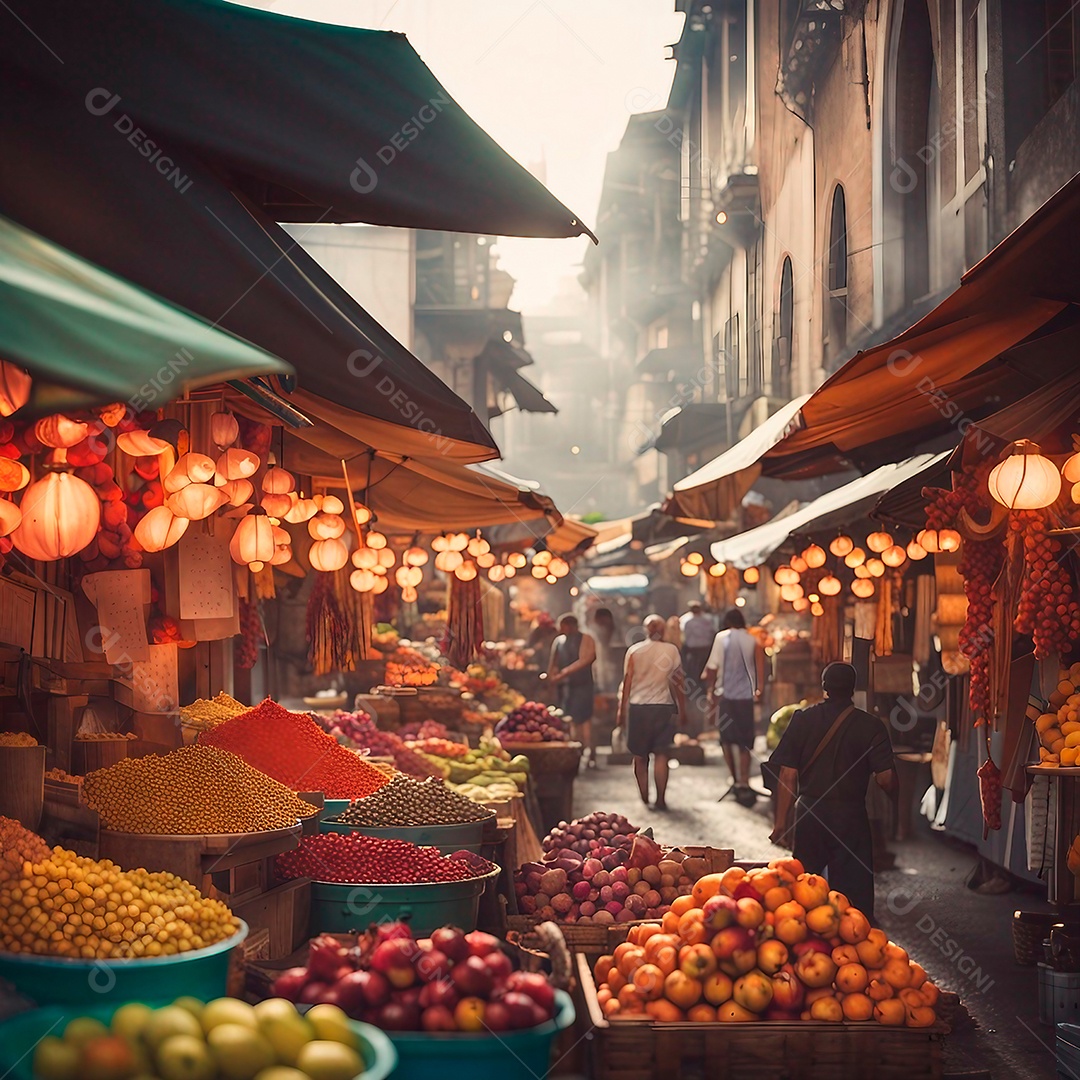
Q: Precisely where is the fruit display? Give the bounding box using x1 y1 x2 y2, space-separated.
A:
0 839 239 959
271 924 559 1034
590 858 939 1026
74 731 138 742
418 734 530 793
446 662 524 727
179 691 249 731
405 736 470 759
198 699 391 798
397 720 452 741
517 816 705 923
275 832 496 886
0 816 49 878
372 622 400 651
384 646 439 687
318 710 443 779
331 776 492 827
32 997 368 1080
1035 661 1080 766
0 732 37 746
495 702 567 743
82 745 319 834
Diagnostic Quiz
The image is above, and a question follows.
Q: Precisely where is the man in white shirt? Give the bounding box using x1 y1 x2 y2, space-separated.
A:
679 601 716 712
616 614 687 810
702 608 766 802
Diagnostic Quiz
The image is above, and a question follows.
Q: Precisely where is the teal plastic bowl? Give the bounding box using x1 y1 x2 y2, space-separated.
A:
0 1001 397 1080
321 798 352 818
385 990 574 1080
318 816 491 853
309 867 499 937
0 921 247 1008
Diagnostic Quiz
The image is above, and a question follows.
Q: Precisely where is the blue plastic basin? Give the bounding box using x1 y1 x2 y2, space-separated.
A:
0 921 247 1008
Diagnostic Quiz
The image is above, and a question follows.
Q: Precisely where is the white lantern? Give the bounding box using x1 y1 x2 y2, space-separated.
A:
134 506 189 552
309 537 349 572
229 513 274 566
216 448 260 481
285 496 319 523
167 484 228 521
988 441 1061 509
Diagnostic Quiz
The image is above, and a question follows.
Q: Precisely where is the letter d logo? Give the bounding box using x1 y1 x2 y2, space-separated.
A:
350 156 378 194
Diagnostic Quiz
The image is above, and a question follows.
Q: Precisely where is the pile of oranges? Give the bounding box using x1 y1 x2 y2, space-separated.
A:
593 858 939 1027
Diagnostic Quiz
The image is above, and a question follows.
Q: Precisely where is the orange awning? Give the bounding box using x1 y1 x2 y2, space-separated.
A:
762 171 1080 479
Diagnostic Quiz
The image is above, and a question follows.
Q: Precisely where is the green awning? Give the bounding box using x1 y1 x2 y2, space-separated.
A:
0 214 290 414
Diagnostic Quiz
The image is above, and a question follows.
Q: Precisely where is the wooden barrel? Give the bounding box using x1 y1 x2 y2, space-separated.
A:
74 738 132 775
0 745 45 830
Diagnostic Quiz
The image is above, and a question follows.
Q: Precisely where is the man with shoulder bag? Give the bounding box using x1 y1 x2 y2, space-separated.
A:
763 662 897 917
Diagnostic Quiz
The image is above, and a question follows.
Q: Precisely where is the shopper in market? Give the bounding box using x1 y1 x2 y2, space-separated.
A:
548 612 598 769
767 661 898 916
616 614 688 810
702 608 766 805
679 600 716 720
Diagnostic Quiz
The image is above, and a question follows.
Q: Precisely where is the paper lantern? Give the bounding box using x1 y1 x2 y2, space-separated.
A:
807 592 820 603
270 544 293 566
851 578 875 598
211 412 239 448
531 563 548 579
865 558 886 578
854 564 872 579
11 473 100 561
779 582 804 602
906 539 928 560
320 495 345 515
789 554 808 574
434 549 464 573
546 573 557 584
533 550 553 567
488 564 506 582
0 361 31 417
118 429 171 456
802 544 827 568
708 563 726 577
503 565 517 578
351 568 377 592
843 547 866 568
404 545 429 567
454 561 478 581
216 448 260 480
810 601 825 616
988 441 1061 509
774 566 799 586
882 544 907 567
372 575 389 595
34 415 88 449
372 564 387 576
467 534 491 557
449 532 469 551
219 478 254 507
352 547 378 570
431 534 449 552
680 560 698 577
262 467 295 494
309 537 348 572
866 531 893 553
229 513 274 566
353 501 373 526
0 459 29 492
791 597 809 612
394 566 412 588
549 557 570 579
285 496 318 523
938 529 961 552
367 531 388 550
167 484 228 520
818 574 841 596
916 528 941 553
829 535 854 557
134 505 189 552
401 584 418 603
0 499 22 536
743 567 760 584
308 512 346 540
260 493 293 519
508 552 527 568
476 552 496 568
687 552 704 566
164 452 217 493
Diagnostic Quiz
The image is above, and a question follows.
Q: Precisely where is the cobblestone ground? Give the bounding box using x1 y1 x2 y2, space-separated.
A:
568 745 1058 1079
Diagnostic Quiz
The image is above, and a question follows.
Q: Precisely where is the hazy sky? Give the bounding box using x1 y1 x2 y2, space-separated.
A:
243 1 682 311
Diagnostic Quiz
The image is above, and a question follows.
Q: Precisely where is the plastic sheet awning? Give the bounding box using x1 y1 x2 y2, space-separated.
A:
0 215 289 413
760 172 1080 480
710 454 947 569
1 0 593 240
0 84 496 461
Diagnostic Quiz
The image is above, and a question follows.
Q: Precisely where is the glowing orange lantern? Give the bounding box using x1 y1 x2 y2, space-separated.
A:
167 484 228 521
907 539 928 560
744 567 760 584
211 412 239 448
882 545 907 567
0 361 31 417
308 512 346 540
229 513 274 567
309 537 349 572
829 535 854 557
216 448 260 481
219 478 254 507
802 544 827 568
285 496 318 523
818 575 841 596
134 505 189 552
844 547 866 568
988 440 1061 510
0 500 22 536
262 467 295 495
851 578 875 598
435 549 464 573
118 430 171 456
367 531 388 550
866 531 893 553
11 473 100 561
789 555 808 574
938 529 961 552
0 459 29 492
404 546 428 567
774 566 799 586
34 415 88 449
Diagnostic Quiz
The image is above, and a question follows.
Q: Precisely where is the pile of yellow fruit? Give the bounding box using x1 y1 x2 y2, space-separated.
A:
74 731 138 741
180 691 249 731
83 745 319 834
33 998 365 1080
1035 662 1080 765
45 767 82 784
0 731 38 746
0 816 49 879
0 846 239 959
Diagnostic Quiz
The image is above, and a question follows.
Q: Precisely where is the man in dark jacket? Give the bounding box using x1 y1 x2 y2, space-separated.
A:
768 662 897 916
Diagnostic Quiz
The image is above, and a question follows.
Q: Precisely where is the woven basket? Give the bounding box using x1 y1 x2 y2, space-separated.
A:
1012 910 1061 966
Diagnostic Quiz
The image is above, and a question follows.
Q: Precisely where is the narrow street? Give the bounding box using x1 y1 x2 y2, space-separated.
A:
573 748 1058 1080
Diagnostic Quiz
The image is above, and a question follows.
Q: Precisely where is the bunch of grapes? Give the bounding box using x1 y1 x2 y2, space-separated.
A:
1013 510 1080 659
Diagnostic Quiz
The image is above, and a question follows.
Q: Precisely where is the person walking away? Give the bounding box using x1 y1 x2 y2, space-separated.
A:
589 607 618 693
703 609 766 803
767 662 897 917
616 614 687 810
548 613 597 769
679 601 716 723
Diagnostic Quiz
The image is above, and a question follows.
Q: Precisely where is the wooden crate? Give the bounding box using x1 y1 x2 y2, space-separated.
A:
232 878 311 960
576 954 946 1080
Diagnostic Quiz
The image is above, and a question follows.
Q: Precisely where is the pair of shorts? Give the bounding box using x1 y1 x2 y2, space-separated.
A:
559 684 594 723
716 697 755 749
626 704 677 757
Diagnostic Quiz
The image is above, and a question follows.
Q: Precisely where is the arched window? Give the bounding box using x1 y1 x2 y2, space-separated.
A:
826 184 848 365
774 257 794 398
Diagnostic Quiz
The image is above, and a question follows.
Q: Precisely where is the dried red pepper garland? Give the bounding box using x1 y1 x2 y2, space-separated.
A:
1013 509 1080 659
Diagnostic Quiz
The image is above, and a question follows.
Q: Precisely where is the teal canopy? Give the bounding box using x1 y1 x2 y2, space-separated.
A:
0 215 290 414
